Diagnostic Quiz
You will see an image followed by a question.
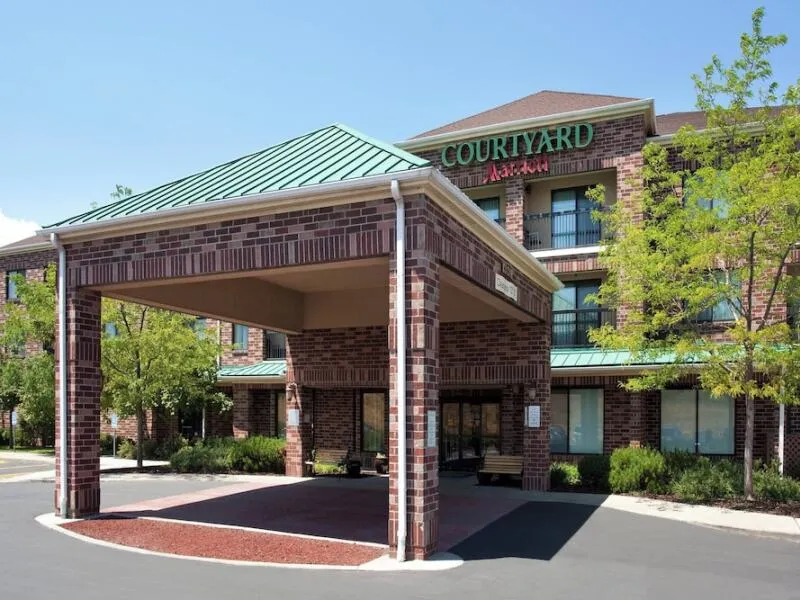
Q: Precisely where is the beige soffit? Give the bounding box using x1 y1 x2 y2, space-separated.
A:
40 168 562 294
397 99 657 153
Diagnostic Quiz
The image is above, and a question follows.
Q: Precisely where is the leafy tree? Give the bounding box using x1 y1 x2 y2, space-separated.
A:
0 266 57 445
101 301 230 466
589 8 800 499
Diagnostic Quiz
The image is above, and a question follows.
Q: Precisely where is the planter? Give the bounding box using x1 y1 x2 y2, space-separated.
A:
375 458 388 475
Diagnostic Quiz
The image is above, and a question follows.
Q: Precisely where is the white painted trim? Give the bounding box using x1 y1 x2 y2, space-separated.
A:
531 245 602 259
397 99 657 151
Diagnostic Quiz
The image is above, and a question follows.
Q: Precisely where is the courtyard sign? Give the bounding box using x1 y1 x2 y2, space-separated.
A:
440 122 594 168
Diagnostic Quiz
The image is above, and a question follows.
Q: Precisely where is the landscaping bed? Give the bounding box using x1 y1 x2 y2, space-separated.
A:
63 516 384 566
550 448 800 518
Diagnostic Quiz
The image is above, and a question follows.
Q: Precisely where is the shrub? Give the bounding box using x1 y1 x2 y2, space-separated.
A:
754 464 800 502
663 450 702 483
609 447 667 494
117 439 137 459
99 433 118 456
229 436 286 473
0 426 33 447
314 463 345 476
550 462 581 488
671 457 742 502
115 435 188 461
578 455 611 491
170 444 232 473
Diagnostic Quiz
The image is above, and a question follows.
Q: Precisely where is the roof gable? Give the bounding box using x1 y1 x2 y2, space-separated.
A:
46 124 429 228
412 90 641 139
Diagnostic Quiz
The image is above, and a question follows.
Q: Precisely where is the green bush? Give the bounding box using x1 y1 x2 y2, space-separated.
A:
0 426 33 447
314 463 345 475
754 464 800 502
663 450 702 483
578 455 611 491
229 436 286 473
550 462 581 488
671 457 742 502
99 433 118 456
170 444 232 473
115 435 188 461
609 447 667 494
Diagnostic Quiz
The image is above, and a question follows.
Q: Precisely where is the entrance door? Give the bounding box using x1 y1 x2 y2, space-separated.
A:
439 393 502 469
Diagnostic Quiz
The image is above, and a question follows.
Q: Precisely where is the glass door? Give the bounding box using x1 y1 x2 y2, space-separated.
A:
439 396 502 468
441 402 460 463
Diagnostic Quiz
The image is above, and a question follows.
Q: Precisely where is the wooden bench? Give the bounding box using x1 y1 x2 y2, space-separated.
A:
477 455 523 485
306 448 362 477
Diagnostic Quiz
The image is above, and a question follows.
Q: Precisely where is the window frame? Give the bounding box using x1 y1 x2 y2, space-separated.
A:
659 388 735 456
5 269 25 302
696 271 738 323
232 323 249 352
473 196 503 225
550 386 605 455
360 389 387 453
274 390 287 439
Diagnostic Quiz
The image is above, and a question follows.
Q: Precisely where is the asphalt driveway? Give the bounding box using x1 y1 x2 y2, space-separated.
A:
2 478 799 600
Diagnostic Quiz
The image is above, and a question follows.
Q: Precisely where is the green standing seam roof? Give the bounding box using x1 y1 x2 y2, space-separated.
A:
217 349 700 380
217 360 287 378
45 123 430 228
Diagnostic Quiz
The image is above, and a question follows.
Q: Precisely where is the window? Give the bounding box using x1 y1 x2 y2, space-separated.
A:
264 331 286 359
193 317 207 337
232 324 248 352
552 280 602 347
275 391 286 439
104 322 118 337
5 270 25 301
685 174 729 217
473 197 503 225
362 391 386 452
551 187 599 248
697 271 737 323
550 388 604 454
661 390 734 454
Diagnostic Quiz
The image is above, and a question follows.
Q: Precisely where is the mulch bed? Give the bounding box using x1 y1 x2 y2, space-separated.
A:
63 517 385 566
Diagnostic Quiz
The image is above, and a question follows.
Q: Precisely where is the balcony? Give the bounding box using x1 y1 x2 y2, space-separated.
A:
552 308 616 347
524 208 605 252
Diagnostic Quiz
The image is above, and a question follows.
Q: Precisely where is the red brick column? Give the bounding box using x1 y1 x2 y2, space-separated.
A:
504 177 525 245
388 249 440 560
232 386 251 439
283 383 312 477
54 287 102 517
522 322 551 491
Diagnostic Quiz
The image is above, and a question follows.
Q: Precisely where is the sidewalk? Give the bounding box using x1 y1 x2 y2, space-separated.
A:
0 452 168 483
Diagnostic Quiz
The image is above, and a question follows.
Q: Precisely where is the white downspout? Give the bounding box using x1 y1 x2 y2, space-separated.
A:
391 180 407 563
50 233 68 517
778 403 785 475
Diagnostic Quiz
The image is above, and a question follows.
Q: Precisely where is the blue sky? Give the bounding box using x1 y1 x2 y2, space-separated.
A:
0 0 797 241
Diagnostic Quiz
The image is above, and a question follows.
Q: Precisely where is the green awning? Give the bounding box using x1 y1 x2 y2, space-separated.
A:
217 360 287 378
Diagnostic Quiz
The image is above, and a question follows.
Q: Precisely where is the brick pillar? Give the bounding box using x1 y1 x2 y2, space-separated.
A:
628 391 644 448
614 153 643 327
388 247 440 560
504 177 525 245
284 384 312 476
232 386 251 438
522 321 551 491
55 287 101 517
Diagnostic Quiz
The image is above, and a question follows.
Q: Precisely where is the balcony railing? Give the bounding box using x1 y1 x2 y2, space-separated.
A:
524 208 606 251
552 308 616 347
264 332 287 360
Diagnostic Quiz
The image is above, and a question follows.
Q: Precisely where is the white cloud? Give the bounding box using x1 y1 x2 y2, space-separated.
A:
0 210 39 246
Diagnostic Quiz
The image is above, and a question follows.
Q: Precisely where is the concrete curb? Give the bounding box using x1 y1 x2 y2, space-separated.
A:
35 513 463 572
524 491 800 536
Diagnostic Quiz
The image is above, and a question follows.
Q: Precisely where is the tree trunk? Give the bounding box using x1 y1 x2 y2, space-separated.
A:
136 406 145 469
744 392 755 500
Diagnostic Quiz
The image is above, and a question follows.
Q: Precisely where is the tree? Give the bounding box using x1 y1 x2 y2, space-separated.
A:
101 301 230 466
0 266 57 445
589 8 800 499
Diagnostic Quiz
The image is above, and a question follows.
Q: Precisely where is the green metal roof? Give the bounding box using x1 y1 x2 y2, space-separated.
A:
217 360 287 378
550 347 698 369
46 123 429 228
216 349 690 381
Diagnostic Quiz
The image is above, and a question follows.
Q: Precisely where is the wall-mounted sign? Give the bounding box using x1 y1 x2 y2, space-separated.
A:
441 122 594 168
287 408 300 427
483 157 549 184
525 405 541 428
495 273 519 302
427 410 437 449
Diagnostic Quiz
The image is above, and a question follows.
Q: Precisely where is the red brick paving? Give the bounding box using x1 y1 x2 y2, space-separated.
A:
63 517 385 566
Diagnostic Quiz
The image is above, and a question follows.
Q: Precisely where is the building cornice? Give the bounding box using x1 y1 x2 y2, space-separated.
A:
397 99 657 153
